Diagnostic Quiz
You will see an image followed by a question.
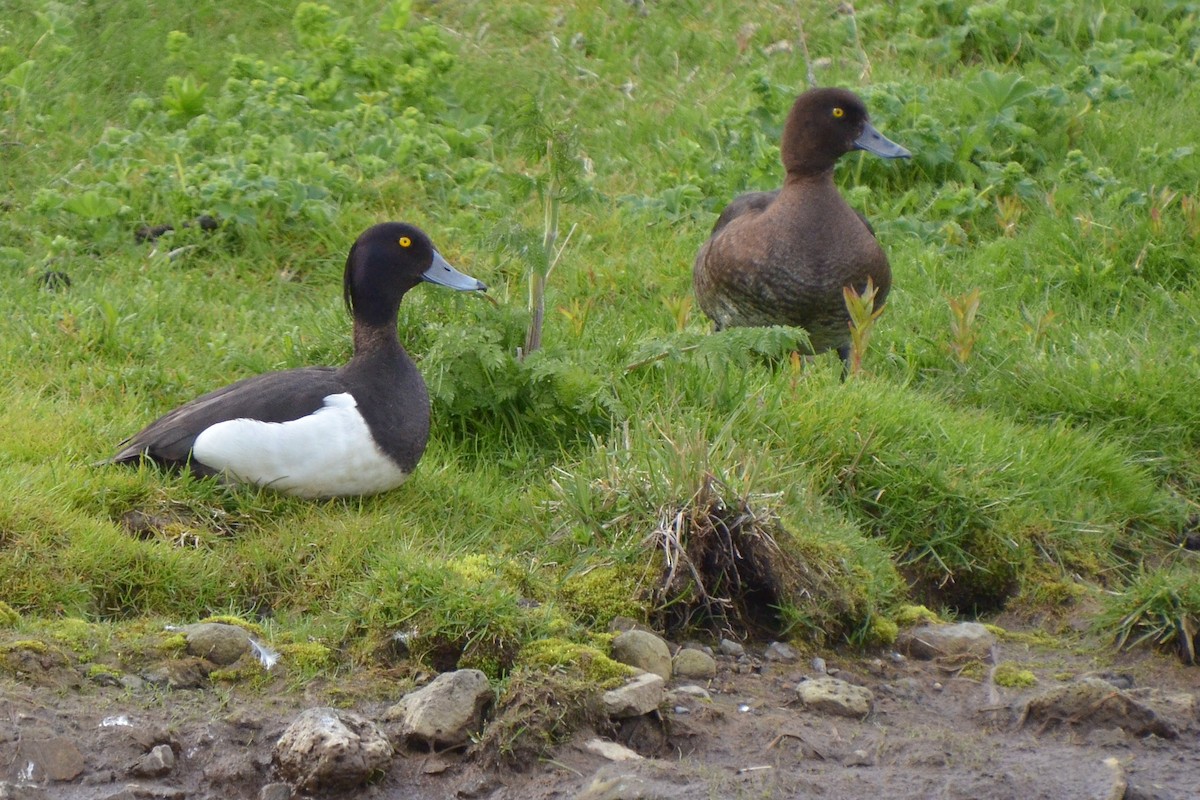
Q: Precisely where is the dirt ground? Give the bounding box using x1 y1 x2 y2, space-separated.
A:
2 616 1198 800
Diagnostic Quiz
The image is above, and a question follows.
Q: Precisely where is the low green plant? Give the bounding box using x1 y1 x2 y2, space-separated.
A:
946 288 982 364
843 277 885 376
993 661 1038 688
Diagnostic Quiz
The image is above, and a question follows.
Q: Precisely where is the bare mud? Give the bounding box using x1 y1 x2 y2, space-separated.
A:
2 617 1198 800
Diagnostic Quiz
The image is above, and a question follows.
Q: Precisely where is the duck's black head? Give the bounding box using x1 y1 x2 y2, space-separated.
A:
343 222 486 327
780 88 910 177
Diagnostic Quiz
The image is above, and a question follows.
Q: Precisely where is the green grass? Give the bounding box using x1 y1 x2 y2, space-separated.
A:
2 0 1199 677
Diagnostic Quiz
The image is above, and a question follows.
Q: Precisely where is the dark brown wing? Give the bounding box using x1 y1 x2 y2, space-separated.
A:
111 366 343 471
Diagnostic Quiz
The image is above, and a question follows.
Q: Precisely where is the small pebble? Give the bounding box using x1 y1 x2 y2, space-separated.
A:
764 641 799 663
738 704 751 713
810 657 827 674
673 706 690 714
933 682 944 691
719 639 746 658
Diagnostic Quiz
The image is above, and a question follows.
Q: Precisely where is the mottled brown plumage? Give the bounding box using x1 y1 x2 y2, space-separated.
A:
693 88 909 362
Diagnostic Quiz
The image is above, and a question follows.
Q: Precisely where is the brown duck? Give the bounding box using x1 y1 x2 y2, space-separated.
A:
693 87 910 365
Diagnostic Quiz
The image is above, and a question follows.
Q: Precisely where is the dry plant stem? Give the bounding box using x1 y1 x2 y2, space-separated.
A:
524 139 577 359
796 14 816 89
843 3 872 81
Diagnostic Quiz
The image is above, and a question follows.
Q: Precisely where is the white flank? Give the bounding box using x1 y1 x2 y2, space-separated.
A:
192 392 408 498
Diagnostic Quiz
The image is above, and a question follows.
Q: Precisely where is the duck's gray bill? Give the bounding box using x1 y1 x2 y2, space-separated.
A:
854 122 911 159
422 250 487 291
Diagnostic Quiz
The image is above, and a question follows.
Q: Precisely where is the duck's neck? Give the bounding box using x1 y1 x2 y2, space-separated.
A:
783 167 836 189
350 322 410 369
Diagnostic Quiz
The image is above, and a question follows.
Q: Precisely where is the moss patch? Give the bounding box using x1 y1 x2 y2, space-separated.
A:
994 662 1038 688
199 615 266 637
517 637 633 688
895 604 941 627
278 641 335 674
559 564 647 627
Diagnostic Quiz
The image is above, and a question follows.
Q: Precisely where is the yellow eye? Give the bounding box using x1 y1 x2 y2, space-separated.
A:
832 107 845 118
399 236 412 248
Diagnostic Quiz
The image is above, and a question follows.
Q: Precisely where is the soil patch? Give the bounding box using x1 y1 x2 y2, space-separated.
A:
2 621 1198 799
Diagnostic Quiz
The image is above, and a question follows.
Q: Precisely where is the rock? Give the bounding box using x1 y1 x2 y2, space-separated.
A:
877 677 923 702
101 786 186 800
182 622 251 666
129 744 175 778
671 648 716 680
1084 671 1135 690
259 784 292 800
14 737 85 782
610 630 672 680
669 684 711 702
717 638 745 658
583 738 644 762
1128 687 1197 725
384 668 494 749
0 783 50 800
602 672 665 719
1020 678 1178 739
575 772 656 800
899 622 996 660
810 656 827 674
842 748 874 767
764 641 799 663
141 657 212 689
608 616 641 633
273 707 393 793
1103 756 1128 800
573 765 692 800
118 674 145 692
795 676 874 718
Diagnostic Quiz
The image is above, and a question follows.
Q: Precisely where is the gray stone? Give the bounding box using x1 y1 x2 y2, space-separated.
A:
140 657 211 689
1128 687 1197 724
602 672 665 719
574 773 656 800
717 638 745 658
118 674 146 692
573 765 693 800
796 676 874 718
582 738 643 762
384 669 494 749
14 737 84 782
101 786 186 800
259 784 292 800
129 744 174 778
764 641 799 663
671 648 716 680
273 707 393 793
182 622 252 666
810 656 827 674
1020 678 1178 739
0 782 50 800
669 684 711 702
610 630 672 680
899 622 996 661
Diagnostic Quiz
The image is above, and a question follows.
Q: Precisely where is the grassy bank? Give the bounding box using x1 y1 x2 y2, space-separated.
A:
2 0 1198 672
